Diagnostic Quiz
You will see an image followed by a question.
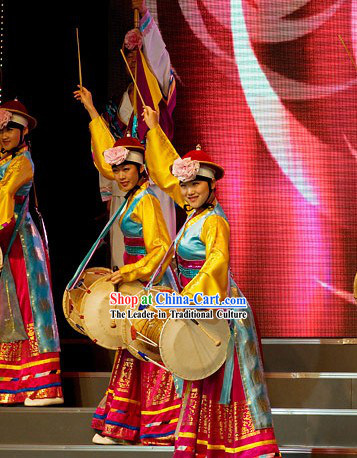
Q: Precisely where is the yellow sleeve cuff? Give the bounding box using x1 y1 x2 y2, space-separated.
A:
146 125 186 208
89 116 115 180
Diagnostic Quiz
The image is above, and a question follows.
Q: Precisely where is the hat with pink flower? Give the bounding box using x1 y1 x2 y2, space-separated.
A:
0 100 37 131
171 145 224 182
103 136 144 167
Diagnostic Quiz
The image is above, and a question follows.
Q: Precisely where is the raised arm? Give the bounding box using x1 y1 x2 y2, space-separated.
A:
89 117 115 180
143 106 185 207
74 86 114 180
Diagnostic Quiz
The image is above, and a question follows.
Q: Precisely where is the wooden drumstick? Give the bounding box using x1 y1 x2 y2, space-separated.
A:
134 8 139 28
338 35 357 73
190 319 221 347
110 266 119 329
76 28 83 90
120 48 146 107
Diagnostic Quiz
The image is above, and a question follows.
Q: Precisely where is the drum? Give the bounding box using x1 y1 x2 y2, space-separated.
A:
121 285 174 362
160 317 230 381
122 285 230 380
63 267 112 335
81 278 142 350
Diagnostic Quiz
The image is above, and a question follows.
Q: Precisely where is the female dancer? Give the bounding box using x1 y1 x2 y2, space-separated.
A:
0 100 63 406
143 106 280 457
82 116 181 445
75 0 176 270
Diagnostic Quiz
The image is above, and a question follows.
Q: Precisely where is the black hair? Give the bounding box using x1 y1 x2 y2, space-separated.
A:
111 160 146 179
6 121 24 131
124 47 136 57
195 175 212 183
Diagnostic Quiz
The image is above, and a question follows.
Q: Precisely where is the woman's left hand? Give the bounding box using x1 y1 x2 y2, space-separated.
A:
142 105 159 130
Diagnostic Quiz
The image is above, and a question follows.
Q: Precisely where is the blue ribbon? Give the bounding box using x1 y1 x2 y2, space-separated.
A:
66 197 127 290
219 327 234 404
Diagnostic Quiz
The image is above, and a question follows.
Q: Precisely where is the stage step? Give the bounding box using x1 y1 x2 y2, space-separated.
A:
266 372 357 409
62 372 109 407
0 445 174 458
60 339 357 373
262 339 357 373
0 445 356 458
1 407 357 448
62 371 357 409
0 408 94 445
273 408 357 447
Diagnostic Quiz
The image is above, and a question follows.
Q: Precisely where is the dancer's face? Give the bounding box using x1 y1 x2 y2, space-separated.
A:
112 162 143 192
126 50 137 75
179 179 215 209
0 126 25 151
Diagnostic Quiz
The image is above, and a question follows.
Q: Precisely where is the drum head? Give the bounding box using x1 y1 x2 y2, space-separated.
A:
62 267 112 335
160 317 230 381
82 278 142 350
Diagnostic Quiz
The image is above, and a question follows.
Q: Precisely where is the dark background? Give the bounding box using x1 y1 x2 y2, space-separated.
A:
3 0 138 337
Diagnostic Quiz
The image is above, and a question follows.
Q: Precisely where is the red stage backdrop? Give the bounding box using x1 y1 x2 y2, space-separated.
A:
143 0 357 336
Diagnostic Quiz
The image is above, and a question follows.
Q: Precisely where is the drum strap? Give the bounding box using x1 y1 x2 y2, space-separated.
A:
145 211 198 291
66 197 128 290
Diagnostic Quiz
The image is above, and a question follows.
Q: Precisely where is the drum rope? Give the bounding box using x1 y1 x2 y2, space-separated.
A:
66 198 128 291
135 336 158 347
127 344 168 371
127 317 159 347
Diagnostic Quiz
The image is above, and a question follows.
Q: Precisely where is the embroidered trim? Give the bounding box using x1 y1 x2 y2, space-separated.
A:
178 264 200 279
125 245 147 256
140 12 153 35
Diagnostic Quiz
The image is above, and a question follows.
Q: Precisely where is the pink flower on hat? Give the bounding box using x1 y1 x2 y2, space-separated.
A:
124 29 143 50
104 146 130 166
172 157 200 182
0 109 12 129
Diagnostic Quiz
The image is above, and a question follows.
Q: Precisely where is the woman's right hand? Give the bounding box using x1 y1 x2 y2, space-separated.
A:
73 86 99 120
142 105 159 130
107 270 124 285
